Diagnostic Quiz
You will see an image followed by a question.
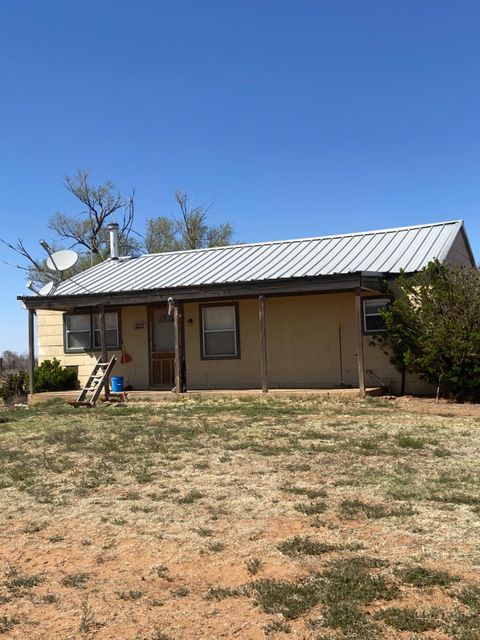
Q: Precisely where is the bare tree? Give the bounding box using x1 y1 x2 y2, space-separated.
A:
49 170 137 255
0 350 29 373
1 178 234 288
145 190 234 253
1 171 140 286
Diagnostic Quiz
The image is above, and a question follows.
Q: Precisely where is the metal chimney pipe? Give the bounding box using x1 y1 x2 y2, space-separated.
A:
107 222 119 260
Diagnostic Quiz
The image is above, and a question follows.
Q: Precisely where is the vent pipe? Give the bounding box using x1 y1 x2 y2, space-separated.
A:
107 223 119 260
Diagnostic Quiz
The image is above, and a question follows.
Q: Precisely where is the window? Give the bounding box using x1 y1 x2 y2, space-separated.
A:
201 304 239 358
92 313 120 349
363 298 388 333
64 311 120 352
65 313 91 350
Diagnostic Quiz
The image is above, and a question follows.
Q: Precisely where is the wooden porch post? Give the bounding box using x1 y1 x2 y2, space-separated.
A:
355 288 366 396
173 301 185 394
28 308 35 395
99 305 109 399
259 295 268 393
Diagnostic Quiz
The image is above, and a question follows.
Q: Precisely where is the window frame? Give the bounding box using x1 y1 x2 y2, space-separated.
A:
363 297 389 334
63 310 121 353
199 302 240 360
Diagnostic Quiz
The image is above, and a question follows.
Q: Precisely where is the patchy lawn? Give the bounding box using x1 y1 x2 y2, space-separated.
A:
0 395 479 639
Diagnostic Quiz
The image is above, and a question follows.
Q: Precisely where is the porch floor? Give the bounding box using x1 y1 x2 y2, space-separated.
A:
27 387 384 405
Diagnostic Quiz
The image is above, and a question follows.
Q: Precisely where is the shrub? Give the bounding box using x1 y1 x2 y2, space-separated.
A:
378 261 480 401
34 359 77 392
0 370 28 401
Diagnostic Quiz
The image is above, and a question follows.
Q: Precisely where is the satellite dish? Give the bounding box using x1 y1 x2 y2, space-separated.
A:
47 249 78 272
19 301 27 310
39 281 55 296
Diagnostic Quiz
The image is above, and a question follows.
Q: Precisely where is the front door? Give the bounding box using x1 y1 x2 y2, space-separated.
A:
149 306 175 387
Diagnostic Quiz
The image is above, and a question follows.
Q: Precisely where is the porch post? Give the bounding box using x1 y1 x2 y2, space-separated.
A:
99 305 109 399
355 288 366 396
28 308 35 395
173 301 184 394
258 295 268 393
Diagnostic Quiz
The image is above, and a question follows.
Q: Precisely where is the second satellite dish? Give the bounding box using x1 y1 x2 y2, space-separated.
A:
46 249 78 272
38 281 55 296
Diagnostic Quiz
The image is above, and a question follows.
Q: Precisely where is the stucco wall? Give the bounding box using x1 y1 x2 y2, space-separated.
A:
362 337 433 395
265 294 357 388
184 293 428 392
184 299 262 389
37 294 433 394
37 306 150 389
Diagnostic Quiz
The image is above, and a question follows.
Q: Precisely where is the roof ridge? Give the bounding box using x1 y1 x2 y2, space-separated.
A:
138 219 463 259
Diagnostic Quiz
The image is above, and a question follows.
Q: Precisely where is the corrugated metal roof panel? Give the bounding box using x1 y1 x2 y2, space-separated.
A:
50 220 465 297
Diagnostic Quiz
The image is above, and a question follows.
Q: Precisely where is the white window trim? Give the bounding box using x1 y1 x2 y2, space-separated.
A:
201 305 239 359
363 298 389 334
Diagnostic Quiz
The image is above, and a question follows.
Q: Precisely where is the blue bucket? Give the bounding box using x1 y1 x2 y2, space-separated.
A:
111 376 124 392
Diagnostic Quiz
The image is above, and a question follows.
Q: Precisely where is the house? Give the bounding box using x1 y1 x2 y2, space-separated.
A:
19 220 475 396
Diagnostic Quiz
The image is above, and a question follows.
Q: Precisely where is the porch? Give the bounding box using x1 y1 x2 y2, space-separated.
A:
26 272 405 396
27 386 385 406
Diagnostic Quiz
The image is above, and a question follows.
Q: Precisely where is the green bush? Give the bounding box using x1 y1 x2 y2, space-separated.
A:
379 261 480 401
0 371 28 401
34 359 77 392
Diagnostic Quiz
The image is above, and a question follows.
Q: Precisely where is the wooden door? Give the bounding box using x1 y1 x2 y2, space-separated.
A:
150 306 175 387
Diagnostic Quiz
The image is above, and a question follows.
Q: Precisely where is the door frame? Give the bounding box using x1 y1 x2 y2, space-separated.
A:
148 303 175 388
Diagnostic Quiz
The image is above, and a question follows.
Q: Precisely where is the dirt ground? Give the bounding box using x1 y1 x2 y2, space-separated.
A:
0 395 479 640
395 395 480 418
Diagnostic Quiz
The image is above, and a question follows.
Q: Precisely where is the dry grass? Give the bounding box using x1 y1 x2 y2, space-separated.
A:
0 395 479 639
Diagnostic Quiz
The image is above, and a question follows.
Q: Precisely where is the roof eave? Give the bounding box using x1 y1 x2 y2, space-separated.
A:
18 272 384 311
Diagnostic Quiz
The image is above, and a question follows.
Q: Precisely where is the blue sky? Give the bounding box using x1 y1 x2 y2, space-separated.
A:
1 0 479 352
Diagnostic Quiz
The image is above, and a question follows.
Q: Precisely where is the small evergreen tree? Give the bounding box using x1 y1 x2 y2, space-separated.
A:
34 359 78 392
379 261 480 401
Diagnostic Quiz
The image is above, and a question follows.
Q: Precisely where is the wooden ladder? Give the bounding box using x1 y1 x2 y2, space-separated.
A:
69 356 117 407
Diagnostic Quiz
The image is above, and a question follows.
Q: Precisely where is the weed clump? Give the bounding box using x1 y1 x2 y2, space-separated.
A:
4 565 44 593
246 558 262 576
278 536 340 557
395 434 426 449
252 577 321 619
457 584 480 611
263 619 291 634
0 616 20 634
281 484 327 499
178 489 204 504
322 601 377 636
396 565 459 588
205 586 244 600
117 590 143 601
340 498 416 519
61 572 90 589
322 557 396 605
374 607 441 632
294 501 327 515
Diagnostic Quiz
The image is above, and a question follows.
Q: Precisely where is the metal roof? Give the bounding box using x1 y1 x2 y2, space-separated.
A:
50 220 466 297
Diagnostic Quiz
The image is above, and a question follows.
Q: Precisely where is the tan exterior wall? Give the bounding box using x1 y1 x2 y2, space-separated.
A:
445 231 474 267
184 293 430 393
265 294 357 388
184 299 262 389
37 293 433 395
37 306 150 389
362 336 433 395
